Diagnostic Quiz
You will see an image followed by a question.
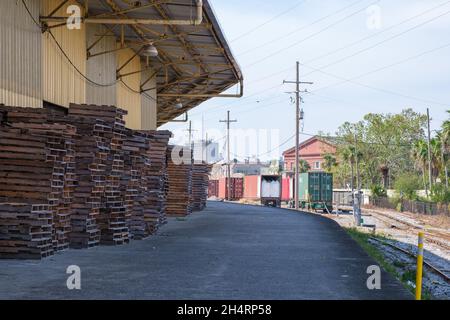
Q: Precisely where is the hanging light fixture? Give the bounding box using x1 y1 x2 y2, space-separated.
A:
142 44 158 57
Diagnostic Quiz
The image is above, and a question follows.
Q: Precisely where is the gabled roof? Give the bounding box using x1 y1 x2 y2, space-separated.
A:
282 135 336 156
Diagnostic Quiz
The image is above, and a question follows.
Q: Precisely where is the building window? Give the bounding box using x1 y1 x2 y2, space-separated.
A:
314 161 321 169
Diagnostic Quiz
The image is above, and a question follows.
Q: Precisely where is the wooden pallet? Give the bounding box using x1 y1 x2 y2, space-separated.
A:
191 163 211 211
166 145 193 217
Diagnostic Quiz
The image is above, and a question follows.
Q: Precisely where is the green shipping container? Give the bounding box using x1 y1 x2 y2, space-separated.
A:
298 172 333 212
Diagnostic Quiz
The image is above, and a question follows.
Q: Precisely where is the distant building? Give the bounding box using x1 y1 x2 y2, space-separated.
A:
231 160 269 176
282 136 336 173
209 159 270 179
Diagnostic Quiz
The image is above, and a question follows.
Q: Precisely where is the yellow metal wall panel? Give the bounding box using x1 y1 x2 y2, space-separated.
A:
0 0 42 108
141 67 157 130
116 47 141 129
86 24 117 106
41 0 86 108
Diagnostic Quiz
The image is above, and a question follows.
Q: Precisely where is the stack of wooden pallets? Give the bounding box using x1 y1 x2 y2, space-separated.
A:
191 163 211 211
140 130 172 233
0 104 174 258
0 118 76 257
69 104 130 246
122 129 150 239
166 145 193 217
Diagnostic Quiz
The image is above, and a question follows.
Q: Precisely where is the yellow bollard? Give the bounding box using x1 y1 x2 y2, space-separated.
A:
415 232 424 300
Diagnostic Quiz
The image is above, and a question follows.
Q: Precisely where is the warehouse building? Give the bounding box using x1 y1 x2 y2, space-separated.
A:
0 0 242 129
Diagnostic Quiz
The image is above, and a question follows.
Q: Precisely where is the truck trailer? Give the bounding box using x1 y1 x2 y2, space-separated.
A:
260 175 282 207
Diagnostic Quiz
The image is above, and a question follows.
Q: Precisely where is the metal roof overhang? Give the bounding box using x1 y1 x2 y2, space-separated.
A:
40 0 243 126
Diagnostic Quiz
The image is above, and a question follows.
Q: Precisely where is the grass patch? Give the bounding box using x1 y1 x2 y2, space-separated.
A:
345 227 432 300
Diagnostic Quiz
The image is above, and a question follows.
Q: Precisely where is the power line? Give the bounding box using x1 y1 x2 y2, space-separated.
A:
307 41 450 101
303 0 450 65
231 133 296 159
238 0 366 56
231 0 307 42
300 8 450 81
244 0 380 69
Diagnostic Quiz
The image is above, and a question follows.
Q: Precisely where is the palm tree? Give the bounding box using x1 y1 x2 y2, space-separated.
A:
323 153 337 173
412 139 429 194
341 146 356 190
298 159 311 173
439 122 449 187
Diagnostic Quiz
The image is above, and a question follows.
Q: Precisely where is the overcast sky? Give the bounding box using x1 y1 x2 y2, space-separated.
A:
162 0 450 160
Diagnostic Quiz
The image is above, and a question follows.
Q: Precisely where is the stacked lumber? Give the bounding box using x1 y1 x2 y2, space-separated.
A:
166 145 193 217
69 104 130 245
0 123 75 258
122 129 150 239
0 203 53 259
0 106 78 251
140 130 171 234
191 163 211 211
0 104 174 258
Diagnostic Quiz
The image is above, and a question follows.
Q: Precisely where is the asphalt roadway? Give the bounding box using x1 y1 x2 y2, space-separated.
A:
0 201 412 299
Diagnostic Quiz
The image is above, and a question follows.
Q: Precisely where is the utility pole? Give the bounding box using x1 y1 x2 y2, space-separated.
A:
284 61 313 210
426 108 433 193
220 111 237 201
205 132 208 164
354 133 361 226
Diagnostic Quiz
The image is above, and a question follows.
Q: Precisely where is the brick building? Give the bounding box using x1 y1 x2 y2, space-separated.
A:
282 136 336 173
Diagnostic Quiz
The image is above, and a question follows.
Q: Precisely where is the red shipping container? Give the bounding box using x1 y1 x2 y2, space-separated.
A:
281 177 291 201
243 176 260 199
208 180 219 197
233 178 244 199
218 177 243 200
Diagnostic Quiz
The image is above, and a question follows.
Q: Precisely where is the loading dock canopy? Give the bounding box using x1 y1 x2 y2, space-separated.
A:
41 0 243 126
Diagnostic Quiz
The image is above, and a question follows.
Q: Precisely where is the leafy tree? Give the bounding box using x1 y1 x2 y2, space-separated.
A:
394 173 421 201
334 109 427 189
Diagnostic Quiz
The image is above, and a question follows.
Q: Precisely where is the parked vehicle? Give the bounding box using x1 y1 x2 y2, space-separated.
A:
293 172 333 212
260 175 282 207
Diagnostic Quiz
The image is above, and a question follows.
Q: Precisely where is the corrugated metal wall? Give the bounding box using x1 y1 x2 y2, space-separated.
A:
0 0 42 108
86 24 117 106
41 0 86 108
141 68 157 130
0 0 160 130
116 47 141 130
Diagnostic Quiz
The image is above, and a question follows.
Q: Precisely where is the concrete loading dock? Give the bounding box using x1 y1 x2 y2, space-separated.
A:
0 201 411 299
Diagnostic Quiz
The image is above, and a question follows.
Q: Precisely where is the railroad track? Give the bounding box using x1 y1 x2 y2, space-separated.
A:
369 237 450 283
367 210 450 251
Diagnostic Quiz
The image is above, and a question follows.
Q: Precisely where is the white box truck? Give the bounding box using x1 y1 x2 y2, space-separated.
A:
260 175 282 207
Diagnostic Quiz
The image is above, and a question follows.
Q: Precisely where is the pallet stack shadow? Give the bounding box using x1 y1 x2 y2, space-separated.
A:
191 163 211 211
0 107 76 258
165 145 193 217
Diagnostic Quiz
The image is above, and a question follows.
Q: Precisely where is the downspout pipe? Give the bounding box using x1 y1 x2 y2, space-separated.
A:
40 0 203 26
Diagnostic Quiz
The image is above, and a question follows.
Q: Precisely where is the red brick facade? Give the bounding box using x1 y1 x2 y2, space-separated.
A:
282 136 336 172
